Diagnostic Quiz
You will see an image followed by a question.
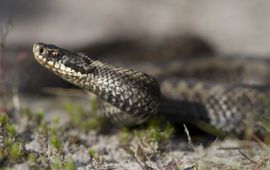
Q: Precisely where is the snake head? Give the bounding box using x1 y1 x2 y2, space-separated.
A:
33 42 93 76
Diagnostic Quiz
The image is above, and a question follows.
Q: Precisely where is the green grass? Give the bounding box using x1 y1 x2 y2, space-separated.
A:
119 118 174 148
87 148 97 159
64 159 76 170
49 132 62 152
134 118 174 149
20 107 44 122
9 143 22 161
63 100 102 131
2 96 270 169
119 118 175 169
50 159 76 170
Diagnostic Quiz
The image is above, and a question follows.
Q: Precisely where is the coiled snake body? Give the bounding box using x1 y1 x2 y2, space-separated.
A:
32 43 270 138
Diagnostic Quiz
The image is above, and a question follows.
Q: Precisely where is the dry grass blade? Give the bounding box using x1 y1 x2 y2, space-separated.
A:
42 87 86 97
183 124 197 152
121 144 146 169
238 149 259 165
165 159 182 170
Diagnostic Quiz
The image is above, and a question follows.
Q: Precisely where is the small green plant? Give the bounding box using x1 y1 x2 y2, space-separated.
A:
50 158 76 170
9 143 22 160
147 119 174 144
88 148 97 159
120 118 175 169
0 115 25 165
20 107 45 129
51 159 62 170
50 133 62 151
134 118 174 149
63 101 101 131
5 123 16 138
0 107 80 169
27 153 37 166
87 147 103 169
0 114 7 124
64 159 76 170
119 127 131 144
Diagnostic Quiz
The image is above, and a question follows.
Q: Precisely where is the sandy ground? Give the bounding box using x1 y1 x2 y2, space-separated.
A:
0 94 267 169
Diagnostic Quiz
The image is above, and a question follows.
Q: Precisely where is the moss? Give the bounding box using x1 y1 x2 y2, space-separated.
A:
147 119 174 144
0 115 25 165
20 107 45 129
64 159 76 170
119 127 131 144
49 132 62 152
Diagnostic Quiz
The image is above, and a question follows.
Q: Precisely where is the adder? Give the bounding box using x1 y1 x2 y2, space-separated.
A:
32 42 270 138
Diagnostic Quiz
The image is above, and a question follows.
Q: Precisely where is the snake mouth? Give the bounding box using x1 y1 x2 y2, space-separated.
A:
33 43 95 77
33 43 80 76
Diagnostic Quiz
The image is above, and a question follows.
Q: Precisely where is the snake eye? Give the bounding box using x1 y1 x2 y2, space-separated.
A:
39 47 44 54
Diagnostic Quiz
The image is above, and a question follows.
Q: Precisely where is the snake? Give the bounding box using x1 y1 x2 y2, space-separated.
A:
32 42 270 138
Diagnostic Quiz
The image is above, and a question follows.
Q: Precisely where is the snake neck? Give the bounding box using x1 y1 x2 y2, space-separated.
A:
79 60 161 116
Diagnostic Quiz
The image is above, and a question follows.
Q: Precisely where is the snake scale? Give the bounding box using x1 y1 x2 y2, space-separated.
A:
32 43 270 138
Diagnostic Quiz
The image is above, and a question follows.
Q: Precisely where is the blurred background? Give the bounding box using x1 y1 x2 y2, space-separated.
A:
1 0 270 93
2 0 270 54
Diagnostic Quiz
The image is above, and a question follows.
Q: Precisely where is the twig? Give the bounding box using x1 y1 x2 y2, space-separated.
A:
238 149 259 165
209 137 219 148
218 147 242 150
12 87 20 113
183 124 197 152
251 134 269 150
0 18 12 99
